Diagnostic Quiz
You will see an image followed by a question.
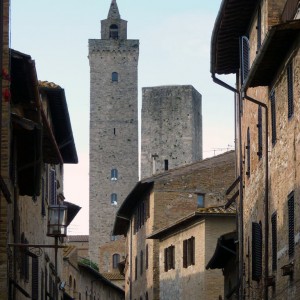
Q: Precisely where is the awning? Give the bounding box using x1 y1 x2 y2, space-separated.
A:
206 231 237 270
211 0 260 75
64 201 81 226
243 20 300 89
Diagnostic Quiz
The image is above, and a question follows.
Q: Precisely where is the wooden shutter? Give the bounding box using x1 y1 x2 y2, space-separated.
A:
288 193 295 258
41 177 46 216
135 256 138 280
271 212 277 271
140 251 143 275
287 62 294 118
252 222 262 281
32 257 39 300
171 246 175 269
41 269 44 300
240 36 250 84
164 248 168 272
270 91 276 144
146 244 148 270
191 237 195 265
183 240 187 268
50 168 56 205
246 128 250 177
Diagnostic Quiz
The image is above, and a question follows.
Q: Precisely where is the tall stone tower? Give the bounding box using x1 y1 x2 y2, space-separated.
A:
141 85 202 179
88 0 139 263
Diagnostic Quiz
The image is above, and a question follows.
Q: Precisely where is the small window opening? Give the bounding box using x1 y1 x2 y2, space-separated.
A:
113 128 116 135
112 253 120 269
111 193 117 205
111 169 118 181
164 159 168 171
197 194 204 208
112 72 118 82
109 24 119 39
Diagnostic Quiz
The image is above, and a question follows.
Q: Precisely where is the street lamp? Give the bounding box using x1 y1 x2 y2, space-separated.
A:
47 204 68 237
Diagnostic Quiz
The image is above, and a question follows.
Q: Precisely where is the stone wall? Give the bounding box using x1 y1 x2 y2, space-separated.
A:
141 85 202 179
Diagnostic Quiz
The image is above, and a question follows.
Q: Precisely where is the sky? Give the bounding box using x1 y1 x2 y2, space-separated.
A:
10 0 235 235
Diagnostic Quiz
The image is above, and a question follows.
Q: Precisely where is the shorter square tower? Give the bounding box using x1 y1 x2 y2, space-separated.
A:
141 85 202 179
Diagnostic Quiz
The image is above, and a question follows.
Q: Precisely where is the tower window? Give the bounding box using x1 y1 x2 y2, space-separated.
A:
252 222 262 281
288 192 294 258
271 212 277 271
257 106 262 159
287 62 294 119
197 194 204 208
109 24 119 39
112 72 118 82
111 193 117 205
112 253 120 269
164 159 168 171
270 90 276 145
111 168 118 180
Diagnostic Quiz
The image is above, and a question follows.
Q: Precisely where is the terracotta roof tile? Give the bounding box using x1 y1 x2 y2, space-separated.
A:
196 204 236 215
101 272 125 281
63 245 76 258
67 235 89 242
39 80 61 89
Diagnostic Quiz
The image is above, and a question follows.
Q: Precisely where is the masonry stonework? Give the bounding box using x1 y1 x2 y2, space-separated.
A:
141 85 202 179
89 0 139 264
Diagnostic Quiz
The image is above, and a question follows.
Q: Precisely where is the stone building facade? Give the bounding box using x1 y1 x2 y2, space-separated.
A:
141 85 202 179
149 207 236 300
113 151 236 300
211 0 300 298
89 0 139 264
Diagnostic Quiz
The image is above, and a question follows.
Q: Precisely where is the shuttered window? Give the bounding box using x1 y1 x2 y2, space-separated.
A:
41 177 46 216
257 106 262 159
32 257 39 300
288 193 295 258
135 256 138 280
270 91 277 144
164 245 175 271
146 244 149 270
41 269 44 300
246 128 250 177
252 222 262 281
50 168 56 205
240 36 250 84
271 212 277 271
287 62 294 119
140 251 143 275
183 237 195 268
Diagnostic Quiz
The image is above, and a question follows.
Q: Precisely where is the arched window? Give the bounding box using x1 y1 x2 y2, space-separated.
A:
111 193 117 205
73 278 76 291
109 24 119 39
112 72 118 82
111 168 118 180
113 253 120 269
69 275 72 288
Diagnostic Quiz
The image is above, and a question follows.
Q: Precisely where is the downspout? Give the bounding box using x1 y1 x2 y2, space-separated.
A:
211 73 244 299
242 91 269 300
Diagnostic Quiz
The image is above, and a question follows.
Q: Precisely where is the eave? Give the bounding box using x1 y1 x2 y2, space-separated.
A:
243 20 300 89
211 0 260 75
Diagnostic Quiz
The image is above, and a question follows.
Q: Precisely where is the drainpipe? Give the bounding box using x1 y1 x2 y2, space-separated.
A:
212 73 244 299
242 91 269 300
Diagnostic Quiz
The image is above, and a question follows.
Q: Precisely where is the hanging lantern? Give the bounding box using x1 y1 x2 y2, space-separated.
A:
47 204 67 237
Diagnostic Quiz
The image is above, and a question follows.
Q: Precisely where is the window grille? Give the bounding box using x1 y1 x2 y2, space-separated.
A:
288 193 295 258
240 36 250 84
257 106 262 159
252 222 262 281
271 212 277 271
287 62 294 119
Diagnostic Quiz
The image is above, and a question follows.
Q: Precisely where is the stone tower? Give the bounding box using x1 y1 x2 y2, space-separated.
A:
141 85 202 179
88 0 139 263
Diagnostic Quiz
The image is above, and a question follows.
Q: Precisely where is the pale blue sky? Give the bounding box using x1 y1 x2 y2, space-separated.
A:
11 0 235 234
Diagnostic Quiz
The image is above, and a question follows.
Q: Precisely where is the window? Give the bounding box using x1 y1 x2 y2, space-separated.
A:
183 237 195 268
164 159 168 171
197 194 204 208
246 127 250 177
69 275 72 288
146 244 149 270
32 257 39 300
140 251 143 275
145 293 148 300
271 212 277 271
134 194 150 233
50 168 57 205
287 62 294 119
256 6 261 51
111 168 118 180
109 24 119 39
113 253 120 269
135 256 138 280
164 245 175 271
257 106 262 159
111 193 117 205
288 192 295 258
41 177 46 216
270 91 276 144
240 36 250 84
112 72 118 82
252 222 262 281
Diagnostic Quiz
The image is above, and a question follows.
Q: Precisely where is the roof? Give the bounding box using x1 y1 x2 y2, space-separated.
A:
64 201 81 227
206 231 237 269
108 0 120 19
63 245 76 258
243 20 300 89
113 151 235 235
147 205 236 240
78 262 124 294
211 0 260 75
39 81 78 164
101 272 125 281
67 235 89 242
